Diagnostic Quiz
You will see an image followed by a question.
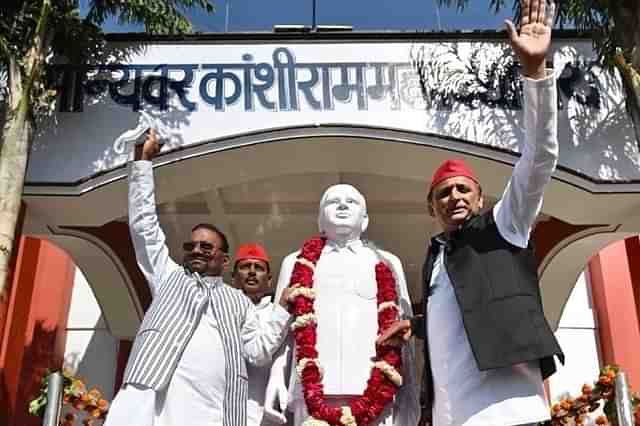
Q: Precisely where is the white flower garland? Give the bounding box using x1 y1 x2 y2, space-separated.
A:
340 406 358 426
373 360 403 387
288 287 316 302
302 418 330 426
377 301 398 313
291 313 317 331
296 358 323 380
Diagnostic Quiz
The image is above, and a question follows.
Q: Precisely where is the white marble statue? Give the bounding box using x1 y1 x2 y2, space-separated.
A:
264 184 419 426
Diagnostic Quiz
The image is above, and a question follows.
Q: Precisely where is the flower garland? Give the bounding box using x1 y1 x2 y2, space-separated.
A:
28 369 110 426
544 365 640 426
287 236 403 426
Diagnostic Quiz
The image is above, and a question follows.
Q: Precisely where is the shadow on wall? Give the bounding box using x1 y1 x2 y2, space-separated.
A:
12 321 62 426
30 40 191 183
410 42 638 181
411 41 525 153
63 324 118 402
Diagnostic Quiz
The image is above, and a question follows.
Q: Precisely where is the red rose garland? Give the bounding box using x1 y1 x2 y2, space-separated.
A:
287 236 403 426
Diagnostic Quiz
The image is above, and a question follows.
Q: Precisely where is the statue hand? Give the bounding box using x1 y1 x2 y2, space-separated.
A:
505 0 556 79
264 374 288 424
278 287 293 309
376 319 412 347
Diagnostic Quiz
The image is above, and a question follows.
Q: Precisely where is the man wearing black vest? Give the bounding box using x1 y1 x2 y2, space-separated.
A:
377 0 564 425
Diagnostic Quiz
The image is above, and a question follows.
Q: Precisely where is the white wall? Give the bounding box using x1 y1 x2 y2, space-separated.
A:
63 268 119 401
548 270 603 424
27 39 637 186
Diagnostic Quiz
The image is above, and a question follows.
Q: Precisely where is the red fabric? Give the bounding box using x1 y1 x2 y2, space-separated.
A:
430 159 479 191
234 243 270 266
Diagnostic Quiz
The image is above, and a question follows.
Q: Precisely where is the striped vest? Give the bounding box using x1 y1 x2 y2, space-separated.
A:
123 268 251 426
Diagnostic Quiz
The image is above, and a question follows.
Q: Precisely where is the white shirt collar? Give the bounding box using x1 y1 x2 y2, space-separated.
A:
256 295 273 309
201 275 224 287
322 239 364 254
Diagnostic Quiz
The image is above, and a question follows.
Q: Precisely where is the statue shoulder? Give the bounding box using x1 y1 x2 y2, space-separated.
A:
374 249 407 279
377 249 402 265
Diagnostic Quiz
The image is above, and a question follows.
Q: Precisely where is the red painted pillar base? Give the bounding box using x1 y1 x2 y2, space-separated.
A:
0 237 75 426
589 238 640 388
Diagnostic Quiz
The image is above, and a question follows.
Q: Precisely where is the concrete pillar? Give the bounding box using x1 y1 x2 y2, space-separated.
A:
589 238 640 388
0 238 75 426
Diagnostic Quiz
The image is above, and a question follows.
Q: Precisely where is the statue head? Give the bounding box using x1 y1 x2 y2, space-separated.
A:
318 184 369 242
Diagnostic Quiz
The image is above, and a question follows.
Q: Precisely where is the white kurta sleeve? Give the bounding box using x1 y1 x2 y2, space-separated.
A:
273 252 298 306
493 71 559 248
382 252 420 426
242 300 291 367
128 160 180 296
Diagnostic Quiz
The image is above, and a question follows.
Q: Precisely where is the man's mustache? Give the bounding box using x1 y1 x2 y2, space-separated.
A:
186 253 213 262
183 253 212 273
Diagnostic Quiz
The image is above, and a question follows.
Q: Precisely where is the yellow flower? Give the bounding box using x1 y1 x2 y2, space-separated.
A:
340 406 357 426
302 417 330 426
70 379 86 396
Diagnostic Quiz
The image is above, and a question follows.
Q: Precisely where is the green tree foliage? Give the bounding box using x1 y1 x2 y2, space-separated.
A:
0 0 214 295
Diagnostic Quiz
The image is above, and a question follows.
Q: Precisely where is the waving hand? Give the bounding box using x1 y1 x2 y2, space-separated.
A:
505 0 556 80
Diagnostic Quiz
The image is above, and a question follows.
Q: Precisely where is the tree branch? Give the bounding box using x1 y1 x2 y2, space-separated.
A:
6 55 21 112
20 0 52 116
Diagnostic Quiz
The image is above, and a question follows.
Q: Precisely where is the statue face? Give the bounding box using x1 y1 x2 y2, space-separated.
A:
318 184 369 240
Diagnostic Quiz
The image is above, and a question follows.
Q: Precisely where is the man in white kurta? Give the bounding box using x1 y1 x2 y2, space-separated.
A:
377 2 563 424
232 243 281 426
105 132 291 426
264 184 420 426
247 295 278 426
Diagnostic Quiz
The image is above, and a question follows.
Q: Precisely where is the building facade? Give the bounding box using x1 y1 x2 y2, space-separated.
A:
1 31 640 425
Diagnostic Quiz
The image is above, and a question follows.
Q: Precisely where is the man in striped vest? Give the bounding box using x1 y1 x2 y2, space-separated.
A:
105 130 292 426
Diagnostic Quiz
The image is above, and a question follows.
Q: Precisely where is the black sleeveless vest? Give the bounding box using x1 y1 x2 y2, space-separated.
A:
418 210 564 411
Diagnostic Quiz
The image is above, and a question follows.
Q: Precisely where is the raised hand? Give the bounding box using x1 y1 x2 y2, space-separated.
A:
134 128 162 161
505 0 556 80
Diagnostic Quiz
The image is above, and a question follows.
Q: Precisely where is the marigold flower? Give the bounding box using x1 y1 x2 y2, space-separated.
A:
97 398 109 410
598 376 612 386
88 388 102 400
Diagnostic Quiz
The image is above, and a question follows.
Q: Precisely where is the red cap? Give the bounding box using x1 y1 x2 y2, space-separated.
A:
429 159 479 193
234 243 270 266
